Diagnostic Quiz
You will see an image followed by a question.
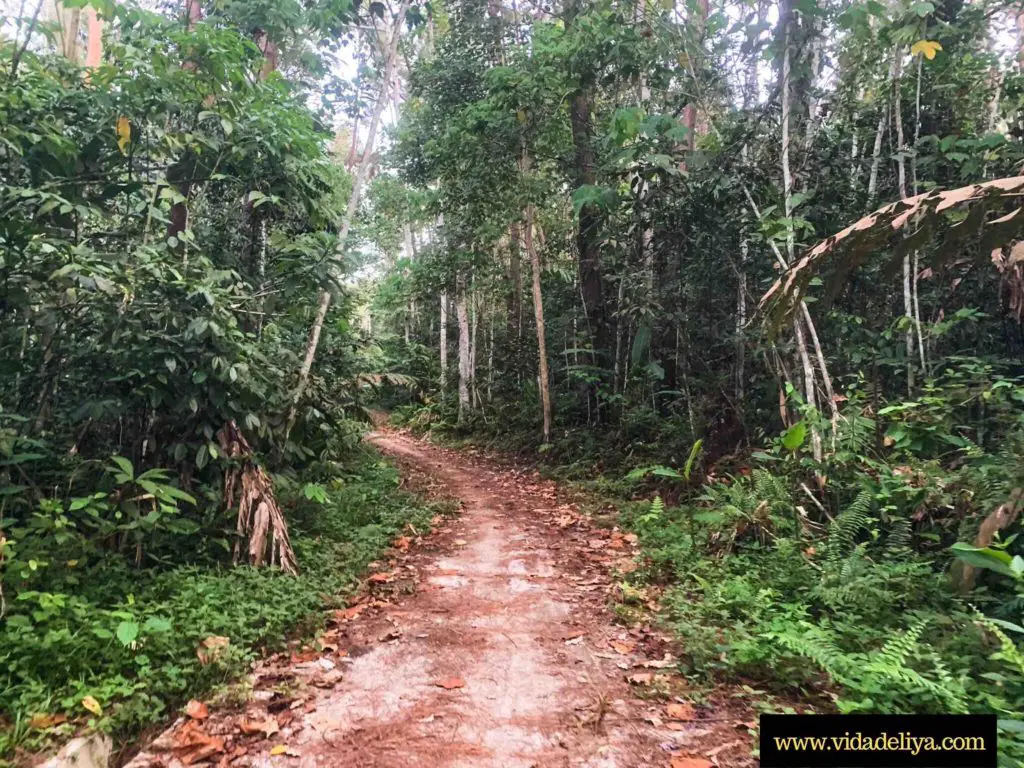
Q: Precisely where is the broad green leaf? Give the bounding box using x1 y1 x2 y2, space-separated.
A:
781 421 807 451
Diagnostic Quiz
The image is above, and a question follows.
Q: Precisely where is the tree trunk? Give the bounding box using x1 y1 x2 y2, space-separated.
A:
290 0 409 424
781 0 823 462
456 273 471 419
440 289 448 395
569 90 608 363
83 5 102 67
508 223 523 338
522 148 552 444
564 0 607 365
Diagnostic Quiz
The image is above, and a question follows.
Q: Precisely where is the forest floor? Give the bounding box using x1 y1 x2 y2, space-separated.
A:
122 427 755 768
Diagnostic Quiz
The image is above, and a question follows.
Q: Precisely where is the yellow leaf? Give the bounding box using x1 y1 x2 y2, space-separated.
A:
81 696 102 716
116 116 131 154
910 40 942 60
270 744 288 756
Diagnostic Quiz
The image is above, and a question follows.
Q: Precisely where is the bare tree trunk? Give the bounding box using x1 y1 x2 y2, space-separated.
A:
440 289 448 396
781 2 823 462
508 223 523 338
83 5 102 67
868 53 897 200
522 148 552 443
290 0 409 425
893 52 915 394
470 279 479 409
456 272 471 419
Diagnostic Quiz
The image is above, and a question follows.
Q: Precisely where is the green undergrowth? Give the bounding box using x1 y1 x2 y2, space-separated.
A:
0 448 446 762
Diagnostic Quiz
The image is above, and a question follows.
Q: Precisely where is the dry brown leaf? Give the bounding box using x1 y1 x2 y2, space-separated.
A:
666 702 696 720
336 604 366 622
174 720 226 765
626 672 653 685
368 571 394 583
670 757 713 768
197 635 230 665
29 712 67 730
434 677 465 690
610 640 635 655
240 715 279 737
185 700 210 720
394 535 412 551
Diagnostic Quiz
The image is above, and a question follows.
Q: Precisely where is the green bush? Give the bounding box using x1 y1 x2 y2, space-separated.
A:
0 450 443 757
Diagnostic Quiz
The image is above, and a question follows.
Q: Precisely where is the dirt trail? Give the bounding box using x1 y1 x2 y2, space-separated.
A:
126 429 748 768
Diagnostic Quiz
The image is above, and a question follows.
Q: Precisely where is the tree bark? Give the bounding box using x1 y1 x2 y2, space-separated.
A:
564 0 608 365
781 0 823 461
522 149 552 443
440 289 448 395
456 272 471 419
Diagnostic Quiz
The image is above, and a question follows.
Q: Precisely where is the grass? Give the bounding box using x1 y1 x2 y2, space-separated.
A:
0 446 449 763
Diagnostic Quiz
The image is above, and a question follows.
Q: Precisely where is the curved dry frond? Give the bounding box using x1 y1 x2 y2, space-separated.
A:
760 176 1024 328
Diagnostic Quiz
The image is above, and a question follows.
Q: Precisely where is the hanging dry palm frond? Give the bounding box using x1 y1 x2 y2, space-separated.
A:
217 421 297 575
760 176 1024 328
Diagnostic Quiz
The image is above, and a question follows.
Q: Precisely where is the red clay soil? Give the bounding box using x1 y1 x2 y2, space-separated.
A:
124 428 755 768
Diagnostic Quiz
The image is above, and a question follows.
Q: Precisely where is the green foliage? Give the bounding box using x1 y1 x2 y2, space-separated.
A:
0 451 444 755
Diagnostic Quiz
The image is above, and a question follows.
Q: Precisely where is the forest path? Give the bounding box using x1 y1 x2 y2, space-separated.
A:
126 428 745 768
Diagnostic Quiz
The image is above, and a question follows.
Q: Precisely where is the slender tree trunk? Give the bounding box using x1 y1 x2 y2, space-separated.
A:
508 223 523 338
290 0 409 423
781 0 823 461
83 5 102 67
456 272 471 419
470 279 479 409
564 0 607 365
893 52 915 394
440 289 448 396
868 53 897 201
522 148 552 443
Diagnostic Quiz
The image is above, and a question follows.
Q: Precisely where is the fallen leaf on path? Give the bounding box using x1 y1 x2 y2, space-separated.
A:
434 677 465 690
627 672 653 685
394 535 412 551
670 758 712 768
197 635 230 665
29 712 66 729
185 700 209 720
240 715 279 737
368 571 394 583
174 720 225 765
335 604 367 622
453 539 467 546
561 630 585 641
313 669 344 687
564 635 584 646
81 696 102 716
269 744 287 756
666 702 696 720
610 640 635 655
